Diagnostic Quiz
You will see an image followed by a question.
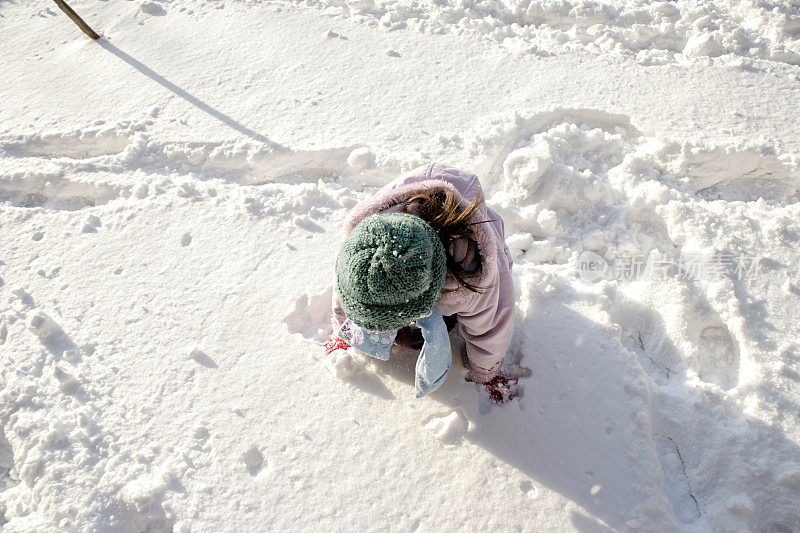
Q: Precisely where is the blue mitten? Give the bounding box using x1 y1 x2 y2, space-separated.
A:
414 307 453 398
336 307 452 398
336 319 396 361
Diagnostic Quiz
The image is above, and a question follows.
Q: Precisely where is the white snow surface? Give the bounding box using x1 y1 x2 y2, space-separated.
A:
2 0 800 531
309 0 800 65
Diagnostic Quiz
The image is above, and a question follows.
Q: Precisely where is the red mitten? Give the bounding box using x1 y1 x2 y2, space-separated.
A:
483 374 519 404
323 336 351 354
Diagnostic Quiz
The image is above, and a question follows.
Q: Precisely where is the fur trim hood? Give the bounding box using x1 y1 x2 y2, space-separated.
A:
344 163 501 315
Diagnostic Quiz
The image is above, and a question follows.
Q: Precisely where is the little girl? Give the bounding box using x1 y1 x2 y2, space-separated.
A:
326 162 516 402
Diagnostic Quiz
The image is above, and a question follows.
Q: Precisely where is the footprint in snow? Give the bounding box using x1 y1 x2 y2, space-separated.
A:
13 287 35 307
694 324 740 390
425 411 467 446
186 346 218 368
139 1 167 16
81 215 101 233
27 310 77 354
519 480 539 499
292 215 325 233
242 446 265 477
53 362 80 394
324 349 395 400
283 287 333 341
194 426 210 441
192 426 211 452
325 29 347 40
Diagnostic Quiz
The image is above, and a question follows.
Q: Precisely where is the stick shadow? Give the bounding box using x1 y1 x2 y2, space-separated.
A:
97 39 281 147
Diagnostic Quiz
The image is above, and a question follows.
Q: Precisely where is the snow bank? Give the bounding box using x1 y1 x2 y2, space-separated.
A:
460 109 800 529
307 0 800 65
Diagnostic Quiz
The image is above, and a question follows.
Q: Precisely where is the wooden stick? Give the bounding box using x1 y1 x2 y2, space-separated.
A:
52 0 101 40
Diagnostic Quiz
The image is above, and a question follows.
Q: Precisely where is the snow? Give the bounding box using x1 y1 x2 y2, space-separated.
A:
2 0 800 531
306 0 800 66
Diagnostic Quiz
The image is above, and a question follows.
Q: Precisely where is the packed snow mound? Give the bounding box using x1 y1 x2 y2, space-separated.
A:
459 109 800 529
2 107 800 531
307 0 800 65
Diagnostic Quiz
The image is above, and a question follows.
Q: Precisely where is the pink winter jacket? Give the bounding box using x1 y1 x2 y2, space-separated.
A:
332 162 515 382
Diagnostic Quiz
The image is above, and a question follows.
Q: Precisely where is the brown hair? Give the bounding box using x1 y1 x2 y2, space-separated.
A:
404 189 488 293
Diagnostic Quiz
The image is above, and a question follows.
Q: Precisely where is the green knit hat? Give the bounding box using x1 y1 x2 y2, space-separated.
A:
336 213 447 331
